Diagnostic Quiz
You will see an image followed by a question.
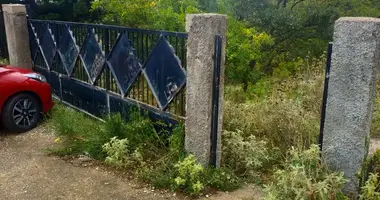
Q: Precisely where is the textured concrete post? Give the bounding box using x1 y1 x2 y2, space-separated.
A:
322 17 380 197
185 14 227 167
2 4 32 69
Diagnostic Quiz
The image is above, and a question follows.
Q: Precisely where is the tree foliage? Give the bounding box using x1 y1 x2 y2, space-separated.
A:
91 0 199 31
22 0 380 86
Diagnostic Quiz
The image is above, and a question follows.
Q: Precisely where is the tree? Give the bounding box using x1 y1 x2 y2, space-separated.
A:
198 0 218 12
91 0 199 31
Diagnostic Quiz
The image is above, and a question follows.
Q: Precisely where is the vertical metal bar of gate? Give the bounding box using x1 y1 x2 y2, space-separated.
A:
319 42 333 152
210 35 222 167
0 5 9 59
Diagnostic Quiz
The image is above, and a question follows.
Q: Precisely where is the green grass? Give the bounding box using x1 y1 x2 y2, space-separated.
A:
44 55 380 198
46 104 106 159
223 58 325 153
0 58 9 65
46 103 241 196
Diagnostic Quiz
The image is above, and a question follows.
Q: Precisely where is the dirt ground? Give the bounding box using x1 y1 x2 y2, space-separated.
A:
369 138 380 155
0 125 262 200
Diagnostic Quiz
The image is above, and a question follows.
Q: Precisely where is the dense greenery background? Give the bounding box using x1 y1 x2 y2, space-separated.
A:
4 0 380 89
3 1 380 197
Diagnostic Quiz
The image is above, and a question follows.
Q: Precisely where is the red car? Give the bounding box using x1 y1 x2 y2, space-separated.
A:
0 65 54 132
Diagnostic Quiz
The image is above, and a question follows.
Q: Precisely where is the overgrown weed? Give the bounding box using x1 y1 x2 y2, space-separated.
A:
47 104 241 195
224 57 324 153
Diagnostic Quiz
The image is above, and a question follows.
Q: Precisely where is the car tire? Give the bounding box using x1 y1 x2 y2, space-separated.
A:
1 93 42 133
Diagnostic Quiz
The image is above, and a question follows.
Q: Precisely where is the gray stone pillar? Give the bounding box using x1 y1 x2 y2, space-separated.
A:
185 14 227 167
322 17 380 197
2 4 32 69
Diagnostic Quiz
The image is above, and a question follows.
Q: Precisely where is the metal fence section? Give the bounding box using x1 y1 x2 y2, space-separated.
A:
319 42 333 151
28 19 188 123
0 6 9 59
210 35 223 167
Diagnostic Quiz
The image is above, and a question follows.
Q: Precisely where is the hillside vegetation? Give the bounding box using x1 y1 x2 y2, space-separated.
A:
6 0 380 198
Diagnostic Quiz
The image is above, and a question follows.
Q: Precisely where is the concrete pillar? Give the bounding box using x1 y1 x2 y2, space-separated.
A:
322 17 380 197
185 14 227 167
2 4 32 69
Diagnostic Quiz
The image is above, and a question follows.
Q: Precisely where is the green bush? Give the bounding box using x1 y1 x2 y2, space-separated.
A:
360 173 380 200
172 155 241 195
168 124 186 158
223 58 324 153
225 17 273 87
223 98 319 153
359 149 380 199
102 136 145 169
48 105 161 158
104 112 165 156
222 130 271 178
102 137 131 168
0 58 9 65
91 0 199 31
204 167 241 191
173 155 205 195
49 105 243 195
263 145 348 200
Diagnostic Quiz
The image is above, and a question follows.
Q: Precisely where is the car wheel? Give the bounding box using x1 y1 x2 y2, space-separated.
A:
1 93 41 133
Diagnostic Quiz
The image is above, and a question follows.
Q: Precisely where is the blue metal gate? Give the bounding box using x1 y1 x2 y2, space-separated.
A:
27 19 224 161
28 19 188 125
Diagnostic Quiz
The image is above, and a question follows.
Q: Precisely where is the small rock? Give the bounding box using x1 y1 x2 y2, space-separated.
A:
78 155 92 162
206 195 209 198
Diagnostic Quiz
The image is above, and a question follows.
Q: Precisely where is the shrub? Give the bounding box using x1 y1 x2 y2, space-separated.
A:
359 149 380 199
49 105 245 195
225 16 273 87
223 99 319 153
204 167 241 191
173 154 205 195
359 173 380 200
222 130 271 178
223 58 324 153
0 58 8 65
103 112 163 155
137 124 186 190
91 0 199 31
103 114 128 139
102 136 145 169
263 145 347 200
168 124 186 159
102 137 130 168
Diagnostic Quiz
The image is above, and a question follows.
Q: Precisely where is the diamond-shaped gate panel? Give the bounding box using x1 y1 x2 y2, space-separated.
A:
39 25 57 69
79 29 105 84
58 25 79 76
107 33 142 97
143 35 186 110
